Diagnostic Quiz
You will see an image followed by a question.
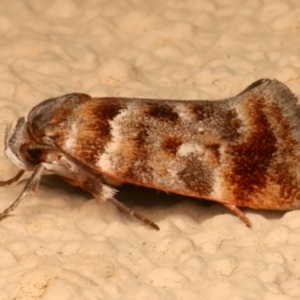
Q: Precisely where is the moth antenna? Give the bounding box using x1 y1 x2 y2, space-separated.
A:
108 197 160 231
0 170 25 186
0 164 44 220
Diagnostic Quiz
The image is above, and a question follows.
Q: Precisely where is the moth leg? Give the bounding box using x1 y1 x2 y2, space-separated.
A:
223 203 251 227
0 165 44 220
58 155 160 230
0 170 25 186
108 197 159 231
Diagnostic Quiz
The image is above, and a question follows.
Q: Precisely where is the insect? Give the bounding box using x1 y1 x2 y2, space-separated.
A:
0 78 300 230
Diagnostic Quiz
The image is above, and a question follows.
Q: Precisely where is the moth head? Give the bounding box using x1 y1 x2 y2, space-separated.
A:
4 117 50 170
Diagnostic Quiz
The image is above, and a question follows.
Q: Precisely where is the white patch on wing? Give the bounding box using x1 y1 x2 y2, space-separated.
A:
97 152 113 172
96 108 130 171
210 145 226 200
176 104 192 121
178 142 204 157
64 123 78 150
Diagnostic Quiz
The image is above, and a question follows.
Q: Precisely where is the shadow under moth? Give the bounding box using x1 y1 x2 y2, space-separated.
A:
1 78 300 230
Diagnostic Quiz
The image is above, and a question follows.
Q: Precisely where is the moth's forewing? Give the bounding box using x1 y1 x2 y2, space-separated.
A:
27 79 300 212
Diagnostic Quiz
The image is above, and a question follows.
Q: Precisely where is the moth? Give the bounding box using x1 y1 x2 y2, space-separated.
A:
1 78 300 230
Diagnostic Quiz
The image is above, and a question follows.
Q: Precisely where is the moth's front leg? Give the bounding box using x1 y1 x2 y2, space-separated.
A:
58 155 160 230
0 164 44 220
0 170 25 186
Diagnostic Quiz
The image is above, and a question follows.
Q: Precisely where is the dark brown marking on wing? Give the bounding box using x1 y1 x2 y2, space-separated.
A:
271 163 298 206
90 99 124 137
191 103 217 121
178 156 213 196
97 99 125 120
226 98 277 205
221 109 242 141
147 103 179 122
125 122 153 183
189 103 242 141
69 99 125 165
161 137 183 156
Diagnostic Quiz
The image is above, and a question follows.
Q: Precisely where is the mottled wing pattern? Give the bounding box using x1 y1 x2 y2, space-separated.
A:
28 79 300 210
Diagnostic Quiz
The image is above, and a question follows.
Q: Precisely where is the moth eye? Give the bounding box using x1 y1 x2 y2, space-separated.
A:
26 149 44 164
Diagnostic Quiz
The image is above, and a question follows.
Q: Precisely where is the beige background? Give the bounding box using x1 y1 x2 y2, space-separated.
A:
0 1 300 299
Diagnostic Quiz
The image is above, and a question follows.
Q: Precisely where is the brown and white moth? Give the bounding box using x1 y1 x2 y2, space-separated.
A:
1 78 300 230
